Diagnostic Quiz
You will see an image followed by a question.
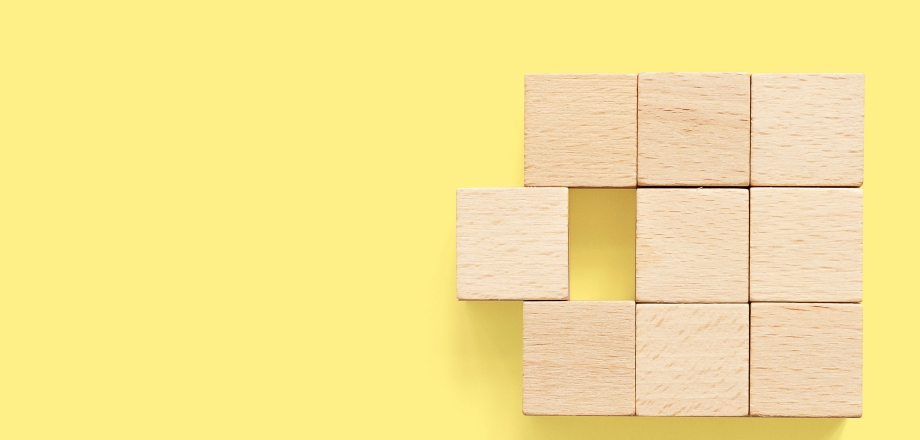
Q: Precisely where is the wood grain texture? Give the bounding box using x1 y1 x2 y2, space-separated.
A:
523 301 635 415
636 304 749 416
752 74 864 187
636 188 749 303
750 188 862 302
638 72 750 186
750 303 862 418
524 74 637 188
456 188 568 300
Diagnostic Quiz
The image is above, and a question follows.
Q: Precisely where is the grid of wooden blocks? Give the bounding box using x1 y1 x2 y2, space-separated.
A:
456 73 863 418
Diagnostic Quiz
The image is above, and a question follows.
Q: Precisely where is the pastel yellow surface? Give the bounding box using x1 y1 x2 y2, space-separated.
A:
0 1 917 438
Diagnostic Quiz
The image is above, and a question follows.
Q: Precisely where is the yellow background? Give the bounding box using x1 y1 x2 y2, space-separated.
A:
1 1 918 438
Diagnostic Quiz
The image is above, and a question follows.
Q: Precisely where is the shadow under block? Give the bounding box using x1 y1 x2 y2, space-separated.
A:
456 187 568 300
636 188 749 303
523 301 636 416
750 188 862 302
638 72 750 186
751 74 864 187
750 303 863 418
636 304 749 416
524 74 637 188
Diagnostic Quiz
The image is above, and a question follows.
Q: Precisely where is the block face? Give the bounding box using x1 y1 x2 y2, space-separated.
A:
525 74 637 188
636 304 749 416
750 188 862 302
456 188 568 300
636 188 749 303
638 72 750 186
523 301 636 416
750 303 862 418
752 74 864 187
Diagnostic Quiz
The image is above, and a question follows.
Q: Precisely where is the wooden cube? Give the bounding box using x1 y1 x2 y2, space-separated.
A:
750 188 862 302
752 74 864 187
636 188 748 303
751 303 862 418
456 188 568 300
525 74 637 188
636 304 749 416
523 301 635 415
638 72 750 186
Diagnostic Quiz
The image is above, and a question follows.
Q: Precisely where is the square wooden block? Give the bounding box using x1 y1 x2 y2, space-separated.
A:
750 188 862 302
636 188 749 303
525 74 637 188
523 301 635 416
638 72 750 186
752 74 864 187
636 304 749 416
751 303 862 418
456 188 568 300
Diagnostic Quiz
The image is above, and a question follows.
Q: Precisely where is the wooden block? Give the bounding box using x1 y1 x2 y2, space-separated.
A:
524 74 637 188
751 303 862 418
752 74 864 187
636 188 748 303
638 72 750 186
750 188 862 302
523 301 635 415
636 304 749 416
456 188 568 300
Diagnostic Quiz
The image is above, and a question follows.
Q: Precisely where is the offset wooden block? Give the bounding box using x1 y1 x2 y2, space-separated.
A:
456 188 568 300
636 304 749 416
751 303 862 418
636 188 748 303
638 72 750 186
523 301 635 415
750 188 862 302
752 74 864 187
525 74 637 188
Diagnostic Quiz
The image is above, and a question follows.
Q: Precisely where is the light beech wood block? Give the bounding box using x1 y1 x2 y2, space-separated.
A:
752 74 864 187
456 188 568 300
636 304 749 416
525 74 637 188
523 301 636 415
638 72 750 186
636 188 749 303
750 188 862 302
751 303 862 418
